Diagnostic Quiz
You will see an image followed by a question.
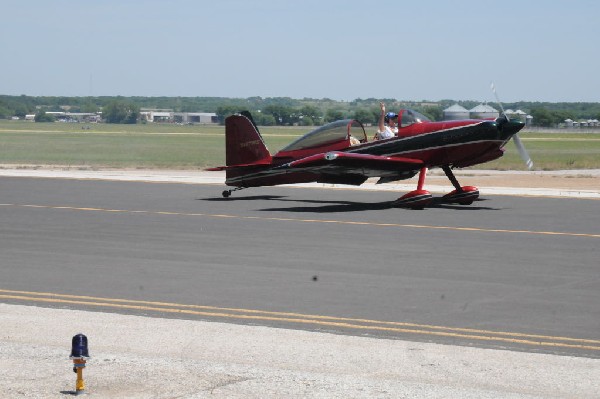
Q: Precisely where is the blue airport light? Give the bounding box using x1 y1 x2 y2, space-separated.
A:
70 333 90 359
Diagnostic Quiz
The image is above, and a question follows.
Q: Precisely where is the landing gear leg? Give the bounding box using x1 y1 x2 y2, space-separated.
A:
393 167 433 209
442 165 462 192
441 165 479 205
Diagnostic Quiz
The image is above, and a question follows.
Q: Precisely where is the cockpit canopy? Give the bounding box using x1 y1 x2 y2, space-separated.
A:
399 109 431 127
273 109 430 157
278 119 367 153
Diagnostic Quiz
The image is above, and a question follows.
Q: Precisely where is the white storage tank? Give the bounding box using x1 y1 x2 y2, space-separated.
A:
442 104 469 120
469 103 499 119
442 104 469 121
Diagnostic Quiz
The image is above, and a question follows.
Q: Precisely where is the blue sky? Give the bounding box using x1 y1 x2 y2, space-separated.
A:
1 0 598 102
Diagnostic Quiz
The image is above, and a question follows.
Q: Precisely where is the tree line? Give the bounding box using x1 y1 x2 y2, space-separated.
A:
2 95 600 127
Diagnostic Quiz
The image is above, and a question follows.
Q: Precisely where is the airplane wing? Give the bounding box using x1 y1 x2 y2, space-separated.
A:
283 151 423 171
277 151 424 185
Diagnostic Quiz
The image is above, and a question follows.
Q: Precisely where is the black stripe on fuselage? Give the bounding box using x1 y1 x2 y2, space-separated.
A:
348 121 502 157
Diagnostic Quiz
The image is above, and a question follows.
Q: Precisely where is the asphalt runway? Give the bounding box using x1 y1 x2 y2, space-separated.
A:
1 176 599 358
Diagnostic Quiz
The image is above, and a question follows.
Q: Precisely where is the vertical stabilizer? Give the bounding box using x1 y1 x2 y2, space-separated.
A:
225 112 271 166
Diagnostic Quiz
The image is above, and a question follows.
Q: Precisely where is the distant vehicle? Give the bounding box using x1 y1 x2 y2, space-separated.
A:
208 109 531 209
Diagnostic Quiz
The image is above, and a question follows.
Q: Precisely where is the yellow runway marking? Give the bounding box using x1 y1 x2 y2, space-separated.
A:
523 137 600 142
1 289 598 352
1 203 599 239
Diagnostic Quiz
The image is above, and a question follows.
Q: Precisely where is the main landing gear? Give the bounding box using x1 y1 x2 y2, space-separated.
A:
393 166 479 209
440 165 479 206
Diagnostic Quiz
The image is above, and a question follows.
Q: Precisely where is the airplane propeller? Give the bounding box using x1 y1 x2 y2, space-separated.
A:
512 134 534 170
491 83 533 170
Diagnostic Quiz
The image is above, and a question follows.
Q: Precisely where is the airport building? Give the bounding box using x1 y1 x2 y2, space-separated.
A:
139 109 218 124
23 112 100 122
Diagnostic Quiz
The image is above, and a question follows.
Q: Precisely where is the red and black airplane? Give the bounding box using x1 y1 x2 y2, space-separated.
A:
208 108 531 208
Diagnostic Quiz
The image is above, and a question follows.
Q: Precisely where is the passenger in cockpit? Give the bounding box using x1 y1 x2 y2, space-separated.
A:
374 102 398 140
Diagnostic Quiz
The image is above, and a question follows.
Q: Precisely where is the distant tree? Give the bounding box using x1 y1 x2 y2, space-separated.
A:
123 105 139 124
258 105 319 125
530 107 555 127
12 102 29 118
353 109 375 124
554 110 576 124
81 102 99 113
299 105 322 122
417 106 443 121
102 101 139 124
215 105 242 124
263 105 295 125
102 101 125 123
34 110 55 122
298 116 314 126
254 113 276 126
324 109 344 123
0 106 10 119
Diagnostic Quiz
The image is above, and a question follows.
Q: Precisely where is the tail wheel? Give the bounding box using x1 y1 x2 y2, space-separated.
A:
221 186 246 198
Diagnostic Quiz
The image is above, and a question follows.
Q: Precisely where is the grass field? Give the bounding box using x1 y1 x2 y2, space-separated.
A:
1 120 599 170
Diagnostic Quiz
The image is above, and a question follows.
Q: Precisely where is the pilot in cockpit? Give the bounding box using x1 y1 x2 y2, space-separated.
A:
374 102 398 140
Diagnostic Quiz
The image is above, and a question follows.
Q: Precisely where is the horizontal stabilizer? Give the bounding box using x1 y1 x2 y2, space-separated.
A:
206 159 273 171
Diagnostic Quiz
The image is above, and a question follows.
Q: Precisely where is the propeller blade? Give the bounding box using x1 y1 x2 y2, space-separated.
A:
491 82 506 116
513 134 533 170
491 82 533 170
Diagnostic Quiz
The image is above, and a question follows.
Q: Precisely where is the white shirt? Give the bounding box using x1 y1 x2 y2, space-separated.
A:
376 126 397 140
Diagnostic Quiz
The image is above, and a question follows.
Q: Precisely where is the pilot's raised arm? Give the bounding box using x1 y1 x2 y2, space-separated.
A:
374 102 397 140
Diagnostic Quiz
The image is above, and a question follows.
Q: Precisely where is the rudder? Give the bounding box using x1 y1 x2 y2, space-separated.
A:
225 112 271 166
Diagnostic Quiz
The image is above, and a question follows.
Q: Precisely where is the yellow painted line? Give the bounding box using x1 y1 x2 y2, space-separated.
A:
523 137 600 142
1 289 598 345
1 203 599 239
1 289 598 352
488 193 600 201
